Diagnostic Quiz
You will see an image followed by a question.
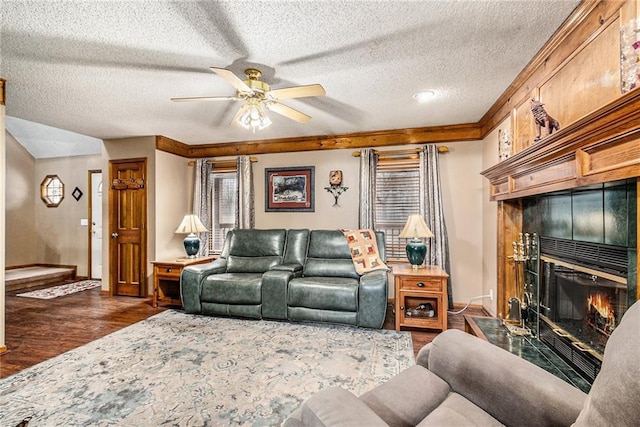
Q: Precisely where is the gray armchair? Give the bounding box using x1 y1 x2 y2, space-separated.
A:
285 299 640 426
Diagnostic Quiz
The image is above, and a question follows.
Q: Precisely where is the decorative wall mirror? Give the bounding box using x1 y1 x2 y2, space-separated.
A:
40 174 64 207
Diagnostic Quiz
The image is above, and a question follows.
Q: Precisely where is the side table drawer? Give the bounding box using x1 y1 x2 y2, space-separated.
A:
155 265 182 280
399 277 442 292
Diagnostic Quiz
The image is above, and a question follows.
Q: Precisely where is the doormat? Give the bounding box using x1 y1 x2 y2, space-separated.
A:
16 280 101 299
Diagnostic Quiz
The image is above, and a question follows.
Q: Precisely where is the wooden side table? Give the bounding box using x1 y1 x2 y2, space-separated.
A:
393 264 449 331
151 256 216 307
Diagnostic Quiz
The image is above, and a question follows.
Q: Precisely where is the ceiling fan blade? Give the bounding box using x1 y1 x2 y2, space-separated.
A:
210 67 252 92
269 84 326 99
267 102 312 123
171 96 238 102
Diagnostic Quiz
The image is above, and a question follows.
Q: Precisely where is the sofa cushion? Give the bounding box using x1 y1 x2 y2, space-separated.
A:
573 300 640 427
201 273 262 304
283 229 310 265
360 365 449 427
288 277 358 311
417 393 504 427
227 229 287 257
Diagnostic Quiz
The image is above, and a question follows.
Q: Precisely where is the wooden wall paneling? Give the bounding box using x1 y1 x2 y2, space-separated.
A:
497 200 523 319
513 89 538 153
480 0 623 136
540 15 621 131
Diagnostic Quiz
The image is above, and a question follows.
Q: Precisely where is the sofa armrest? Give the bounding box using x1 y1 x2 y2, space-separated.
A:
415 342 432 368
261 269 294 320
357 270 388 328
283 387 387 427
428 329 587 427
180 258 227 314
270 263 303 276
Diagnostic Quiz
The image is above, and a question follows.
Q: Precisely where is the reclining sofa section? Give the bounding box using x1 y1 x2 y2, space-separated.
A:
180 229 388 328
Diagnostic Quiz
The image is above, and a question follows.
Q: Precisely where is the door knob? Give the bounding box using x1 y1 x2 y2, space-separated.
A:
111 232 119 238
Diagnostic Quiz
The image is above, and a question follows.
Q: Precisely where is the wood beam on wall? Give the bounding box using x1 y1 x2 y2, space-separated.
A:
0 79 5 106
154 123 479 158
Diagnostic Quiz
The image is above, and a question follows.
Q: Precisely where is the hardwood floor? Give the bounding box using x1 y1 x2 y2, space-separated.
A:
1 286 489 379
1 286 162 379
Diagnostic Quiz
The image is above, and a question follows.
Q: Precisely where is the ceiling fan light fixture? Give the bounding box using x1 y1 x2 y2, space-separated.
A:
413 90 435 103
236 102 272 133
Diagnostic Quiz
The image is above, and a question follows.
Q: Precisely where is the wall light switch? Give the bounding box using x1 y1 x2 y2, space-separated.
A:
80 218 89 226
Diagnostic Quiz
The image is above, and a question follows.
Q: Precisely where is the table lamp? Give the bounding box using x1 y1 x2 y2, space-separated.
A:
398 214 433 270
175 214 208 258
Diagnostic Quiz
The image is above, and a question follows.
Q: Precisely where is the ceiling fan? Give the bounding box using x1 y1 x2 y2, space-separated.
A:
171 67 326 131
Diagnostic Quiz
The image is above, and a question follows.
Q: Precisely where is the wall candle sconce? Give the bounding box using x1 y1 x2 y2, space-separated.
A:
324 170 348 207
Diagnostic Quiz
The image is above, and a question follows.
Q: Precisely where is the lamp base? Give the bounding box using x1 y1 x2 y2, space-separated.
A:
183 233 201 258
406 238 427 270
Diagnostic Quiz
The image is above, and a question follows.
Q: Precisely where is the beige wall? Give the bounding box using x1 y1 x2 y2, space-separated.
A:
5 133 36 266
255 150 360 230
1 103 6 351
481 125 503 316
34 155 102 277
252 143 485 305
155 150 191 261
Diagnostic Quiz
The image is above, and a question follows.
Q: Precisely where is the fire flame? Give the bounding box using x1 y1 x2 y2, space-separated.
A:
588 293 612 319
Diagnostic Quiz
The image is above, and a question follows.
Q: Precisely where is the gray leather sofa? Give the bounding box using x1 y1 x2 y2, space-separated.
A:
180 228 388 328
285 299 640 426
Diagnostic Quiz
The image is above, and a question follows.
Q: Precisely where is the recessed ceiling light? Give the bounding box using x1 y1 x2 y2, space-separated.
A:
412 91 435 103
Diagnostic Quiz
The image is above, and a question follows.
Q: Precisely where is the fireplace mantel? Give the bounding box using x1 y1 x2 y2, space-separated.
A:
481 88 640 201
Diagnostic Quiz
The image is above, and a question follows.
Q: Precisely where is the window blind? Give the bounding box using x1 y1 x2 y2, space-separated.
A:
375 167 420 260
209 172 237 253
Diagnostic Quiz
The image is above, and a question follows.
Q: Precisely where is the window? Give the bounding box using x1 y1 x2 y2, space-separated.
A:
374 156 420 260
40 174 65 207
209 172 237 253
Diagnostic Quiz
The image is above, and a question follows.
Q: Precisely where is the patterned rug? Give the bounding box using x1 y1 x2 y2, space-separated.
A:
0 310 414 426
16 280 101 299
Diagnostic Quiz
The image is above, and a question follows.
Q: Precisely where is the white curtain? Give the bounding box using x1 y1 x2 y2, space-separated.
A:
192 159 213 257
420 145 453 308
358 148 377 229
236 156 254 229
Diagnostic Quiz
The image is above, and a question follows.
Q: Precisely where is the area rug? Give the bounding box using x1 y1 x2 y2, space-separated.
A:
15 280 101 299
0 310 414 426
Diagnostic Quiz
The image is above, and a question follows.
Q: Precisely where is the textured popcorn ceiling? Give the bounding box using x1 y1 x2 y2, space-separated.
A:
1 0 580 157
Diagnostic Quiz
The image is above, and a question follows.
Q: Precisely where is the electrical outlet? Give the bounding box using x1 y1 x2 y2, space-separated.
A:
489 289 494 301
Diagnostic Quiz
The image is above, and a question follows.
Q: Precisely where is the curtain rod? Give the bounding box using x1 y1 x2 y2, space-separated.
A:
351 146 449 157
188 157 258 166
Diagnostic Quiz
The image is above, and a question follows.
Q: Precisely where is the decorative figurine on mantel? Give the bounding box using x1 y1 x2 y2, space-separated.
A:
324 170 348 207
530 99 560 142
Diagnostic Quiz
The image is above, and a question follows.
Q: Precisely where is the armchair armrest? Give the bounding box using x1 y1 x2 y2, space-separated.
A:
180 258 227 313
357 269 388 328
428 329 587 427
284 387 387 427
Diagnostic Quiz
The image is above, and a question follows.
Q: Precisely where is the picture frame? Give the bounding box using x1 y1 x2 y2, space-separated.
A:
265 166 315 212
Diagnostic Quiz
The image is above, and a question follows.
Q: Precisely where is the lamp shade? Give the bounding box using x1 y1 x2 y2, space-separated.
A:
398 214 433 239
398 214 433 269
175 215 208 258
175 215 208 234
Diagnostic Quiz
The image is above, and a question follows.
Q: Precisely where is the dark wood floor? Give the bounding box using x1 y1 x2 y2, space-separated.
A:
1 286 487 379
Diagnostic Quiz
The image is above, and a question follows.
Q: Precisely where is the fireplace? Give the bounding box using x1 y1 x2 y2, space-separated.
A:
538 238 629 382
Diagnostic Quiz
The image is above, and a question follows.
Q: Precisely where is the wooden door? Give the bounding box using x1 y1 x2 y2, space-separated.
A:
109 159 147 297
